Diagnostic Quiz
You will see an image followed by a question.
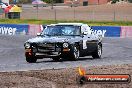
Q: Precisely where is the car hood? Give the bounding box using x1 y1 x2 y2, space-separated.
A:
27 36 82 44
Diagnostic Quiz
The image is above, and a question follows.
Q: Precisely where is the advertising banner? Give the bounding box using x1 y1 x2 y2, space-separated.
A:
91 26 121 37
120 26 132 38
0 24 28 35
2 24 131 37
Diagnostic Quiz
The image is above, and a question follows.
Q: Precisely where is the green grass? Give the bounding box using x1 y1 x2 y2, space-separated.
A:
0 19 132 26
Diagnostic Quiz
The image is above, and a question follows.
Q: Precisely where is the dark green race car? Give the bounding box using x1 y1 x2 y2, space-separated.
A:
24 23 102 63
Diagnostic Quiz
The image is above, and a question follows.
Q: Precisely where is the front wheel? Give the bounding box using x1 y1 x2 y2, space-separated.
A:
26 56 37 63
92 44 102 59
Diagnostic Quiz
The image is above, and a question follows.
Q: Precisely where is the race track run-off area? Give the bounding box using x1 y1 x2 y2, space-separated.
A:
0 35 132 72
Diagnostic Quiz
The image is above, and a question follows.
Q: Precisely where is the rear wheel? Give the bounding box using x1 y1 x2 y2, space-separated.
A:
92 44 102 59
26 56 37 63
52 57 61 62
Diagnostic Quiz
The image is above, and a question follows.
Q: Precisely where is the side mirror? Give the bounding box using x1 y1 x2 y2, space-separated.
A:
81 32 87 37
82 32 88 35
37 33 41 36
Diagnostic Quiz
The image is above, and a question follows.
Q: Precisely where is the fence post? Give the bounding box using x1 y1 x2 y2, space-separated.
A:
73 7 75 21
92 11 94 21
113 10 116 21
54 9 57 23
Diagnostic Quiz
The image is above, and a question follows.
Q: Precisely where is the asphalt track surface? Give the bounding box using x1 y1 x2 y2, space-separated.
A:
0 35 132 72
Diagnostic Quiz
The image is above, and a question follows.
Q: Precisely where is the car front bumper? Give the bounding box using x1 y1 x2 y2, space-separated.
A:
25 48 71 58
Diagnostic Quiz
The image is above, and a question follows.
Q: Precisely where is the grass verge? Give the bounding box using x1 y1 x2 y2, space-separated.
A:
0 19 132 26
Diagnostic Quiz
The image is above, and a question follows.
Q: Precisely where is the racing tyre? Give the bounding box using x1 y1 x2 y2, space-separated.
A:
76 76 87 85
26 56 37 63
71 46 80 61
92 44 102 59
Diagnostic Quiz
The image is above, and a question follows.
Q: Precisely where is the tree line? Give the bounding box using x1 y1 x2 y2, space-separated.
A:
111 0 132 3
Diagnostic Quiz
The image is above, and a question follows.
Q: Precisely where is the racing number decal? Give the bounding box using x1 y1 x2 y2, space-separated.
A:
83 40 87 49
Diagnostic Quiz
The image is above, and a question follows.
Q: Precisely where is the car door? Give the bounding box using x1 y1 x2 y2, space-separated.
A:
81 25 97 55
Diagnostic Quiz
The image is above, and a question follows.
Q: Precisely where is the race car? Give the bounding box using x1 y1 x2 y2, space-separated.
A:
24 23 102 63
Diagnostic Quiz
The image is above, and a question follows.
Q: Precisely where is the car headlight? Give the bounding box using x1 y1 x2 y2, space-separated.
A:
63 43 69 48
25 43 30 48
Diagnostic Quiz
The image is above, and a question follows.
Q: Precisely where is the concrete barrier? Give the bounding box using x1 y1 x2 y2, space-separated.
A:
91 26 121 37
120 26 132 38
0 24 132 37
0 24 43 36
0 24 28 35
28 24 43 35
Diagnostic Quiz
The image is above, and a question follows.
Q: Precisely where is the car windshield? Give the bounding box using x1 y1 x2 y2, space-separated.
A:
41 25 81 36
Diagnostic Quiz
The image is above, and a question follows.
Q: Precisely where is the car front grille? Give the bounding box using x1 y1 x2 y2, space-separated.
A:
37 43 55 52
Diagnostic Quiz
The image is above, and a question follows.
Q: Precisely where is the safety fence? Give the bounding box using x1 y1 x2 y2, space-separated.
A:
0 24 132 37
0 4 132 21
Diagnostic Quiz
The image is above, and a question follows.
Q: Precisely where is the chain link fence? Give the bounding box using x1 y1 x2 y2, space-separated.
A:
0 4 132 21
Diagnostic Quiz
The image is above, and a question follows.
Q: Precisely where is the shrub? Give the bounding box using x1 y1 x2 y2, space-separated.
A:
128 0 132 3
111 0 119 4
42 0 51 3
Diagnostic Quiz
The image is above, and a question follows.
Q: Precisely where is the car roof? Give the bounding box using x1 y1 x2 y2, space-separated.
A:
57 23 84 26
48 23 85 26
